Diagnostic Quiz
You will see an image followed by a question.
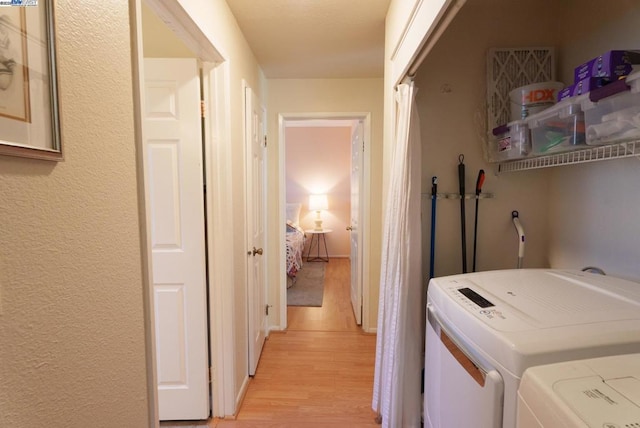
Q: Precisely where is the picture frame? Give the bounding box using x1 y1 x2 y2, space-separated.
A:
0 1 61 161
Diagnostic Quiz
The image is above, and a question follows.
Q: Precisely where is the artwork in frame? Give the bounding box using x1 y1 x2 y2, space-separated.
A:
0 1 61 161
0 8 30 122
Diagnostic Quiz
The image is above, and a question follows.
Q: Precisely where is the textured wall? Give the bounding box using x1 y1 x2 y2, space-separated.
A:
0 2 150 427
141 2 194 58
549 0 640 281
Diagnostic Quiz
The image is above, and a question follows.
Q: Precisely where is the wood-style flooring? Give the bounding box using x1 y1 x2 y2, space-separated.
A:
162 258 379 427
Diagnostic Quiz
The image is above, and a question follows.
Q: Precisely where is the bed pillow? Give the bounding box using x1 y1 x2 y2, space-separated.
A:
286 221 304 234
286 203 302 226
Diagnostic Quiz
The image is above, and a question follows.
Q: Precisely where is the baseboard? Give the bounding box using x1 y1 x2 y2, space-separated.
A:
234 375 251 417
268 325 286 334
365 327 377 334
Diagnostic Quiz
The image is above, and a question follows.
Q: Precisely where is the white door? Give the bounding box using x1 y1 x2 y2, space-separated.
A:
144 58 209 420
349 122 364 325
245 86 267 376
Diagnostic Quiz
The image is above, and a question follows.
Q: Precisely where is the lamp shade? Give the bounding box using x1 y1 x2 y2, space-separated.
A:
309 194 328 211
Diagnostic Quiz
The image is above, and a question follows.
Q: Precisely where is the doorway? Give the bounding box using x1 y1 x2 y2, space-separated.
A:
278 114 371 331
134 0 235 421
140 4 209 421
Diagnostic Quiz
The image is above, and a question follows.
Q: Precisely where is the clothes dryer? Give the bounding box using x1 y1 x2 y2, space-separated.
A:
517 353 640 427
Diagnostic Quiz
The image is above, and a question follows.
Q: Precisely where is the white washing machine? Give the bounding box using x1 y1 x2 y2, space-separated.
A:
424 269 640 428
517 353 640 427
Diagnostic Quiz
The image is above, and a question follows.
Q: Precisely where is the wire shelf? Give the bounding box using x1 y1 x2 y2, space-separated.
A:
497 140 640 173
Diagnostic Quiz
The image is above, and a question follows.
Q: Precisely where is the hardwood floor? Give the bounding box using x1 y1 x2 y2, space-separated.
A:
213 258 379 427
287 257 362 332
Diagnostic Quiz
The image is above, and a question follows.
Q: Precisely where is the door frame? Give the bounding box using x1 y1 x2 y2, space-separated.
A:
202 62 237 417
277 112 372 331
131 0 235 421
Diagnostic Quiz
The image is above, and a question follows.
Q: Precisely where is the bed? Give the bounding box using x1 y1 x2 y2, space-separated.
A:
286 203 306 287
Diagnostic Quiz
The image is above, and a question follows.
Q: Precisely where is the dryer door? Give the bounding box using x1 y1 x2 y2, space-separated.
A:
425 305 504 428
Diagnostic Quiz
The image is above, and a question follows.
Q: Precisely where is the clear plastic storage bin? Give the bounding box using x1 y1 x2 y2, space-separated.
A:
490 120 530 161
579 71 640 145
528 99 585 154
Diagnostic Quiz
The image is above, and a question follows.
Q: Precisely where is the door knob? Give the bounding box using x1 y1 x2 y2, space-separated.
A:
346 226 353 231
252 247 263 256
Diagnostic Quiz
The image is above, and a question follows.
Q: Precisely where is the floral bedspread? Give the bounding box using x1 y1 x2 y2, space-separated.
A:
286 223 305 281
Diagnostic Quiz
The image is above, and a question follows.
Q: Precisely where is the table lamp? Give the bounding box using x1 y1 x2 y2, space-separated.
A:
308 194 328 231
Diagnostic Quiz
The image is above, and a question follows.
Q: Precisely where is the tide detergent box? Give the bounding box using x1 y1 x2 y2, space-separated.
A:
574 50 640 81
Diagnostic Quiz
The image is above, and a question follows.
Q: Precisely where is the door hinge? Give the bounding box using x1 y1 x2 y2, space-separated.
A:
362 140 365 152
265 304 272 316
200 100 206 118
264 135 267 148
209 367 213 383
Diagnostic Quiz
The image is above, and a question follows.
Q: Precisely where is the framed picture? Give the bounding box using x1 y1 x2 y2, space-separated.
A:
0 1 61 161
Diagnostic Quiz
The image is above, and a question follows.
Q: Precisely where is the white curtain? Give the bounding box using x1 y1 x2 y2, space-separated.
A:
372 82 423 427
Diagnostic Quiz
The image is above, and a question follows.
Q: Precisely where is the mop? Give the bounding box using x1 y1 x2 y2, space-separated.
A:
512 211 525 268
472 169 485 272
429 176 438 279
424 176 438 397
458 155 467 273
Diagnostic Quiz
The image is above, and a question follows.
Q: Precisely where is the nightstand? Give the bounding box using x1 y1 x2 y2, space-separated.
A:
305 229 332 262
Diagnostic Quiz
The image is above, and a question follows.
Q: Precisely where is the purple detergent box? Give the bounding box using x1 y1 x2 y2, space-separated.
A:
558 77 611 101
574 50 640 81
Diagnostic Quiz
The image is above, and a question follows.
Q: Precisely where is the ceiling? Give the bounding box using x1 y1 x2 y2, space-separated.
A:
225 0 391 79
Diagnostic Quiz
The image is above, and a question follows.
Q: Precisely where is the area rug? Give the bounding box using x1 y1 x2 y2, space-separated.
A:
287 262 326 307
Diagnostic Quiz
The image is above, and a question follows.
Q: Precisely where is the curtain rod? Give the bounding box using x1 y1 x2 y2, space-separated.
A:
405 0 467 79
